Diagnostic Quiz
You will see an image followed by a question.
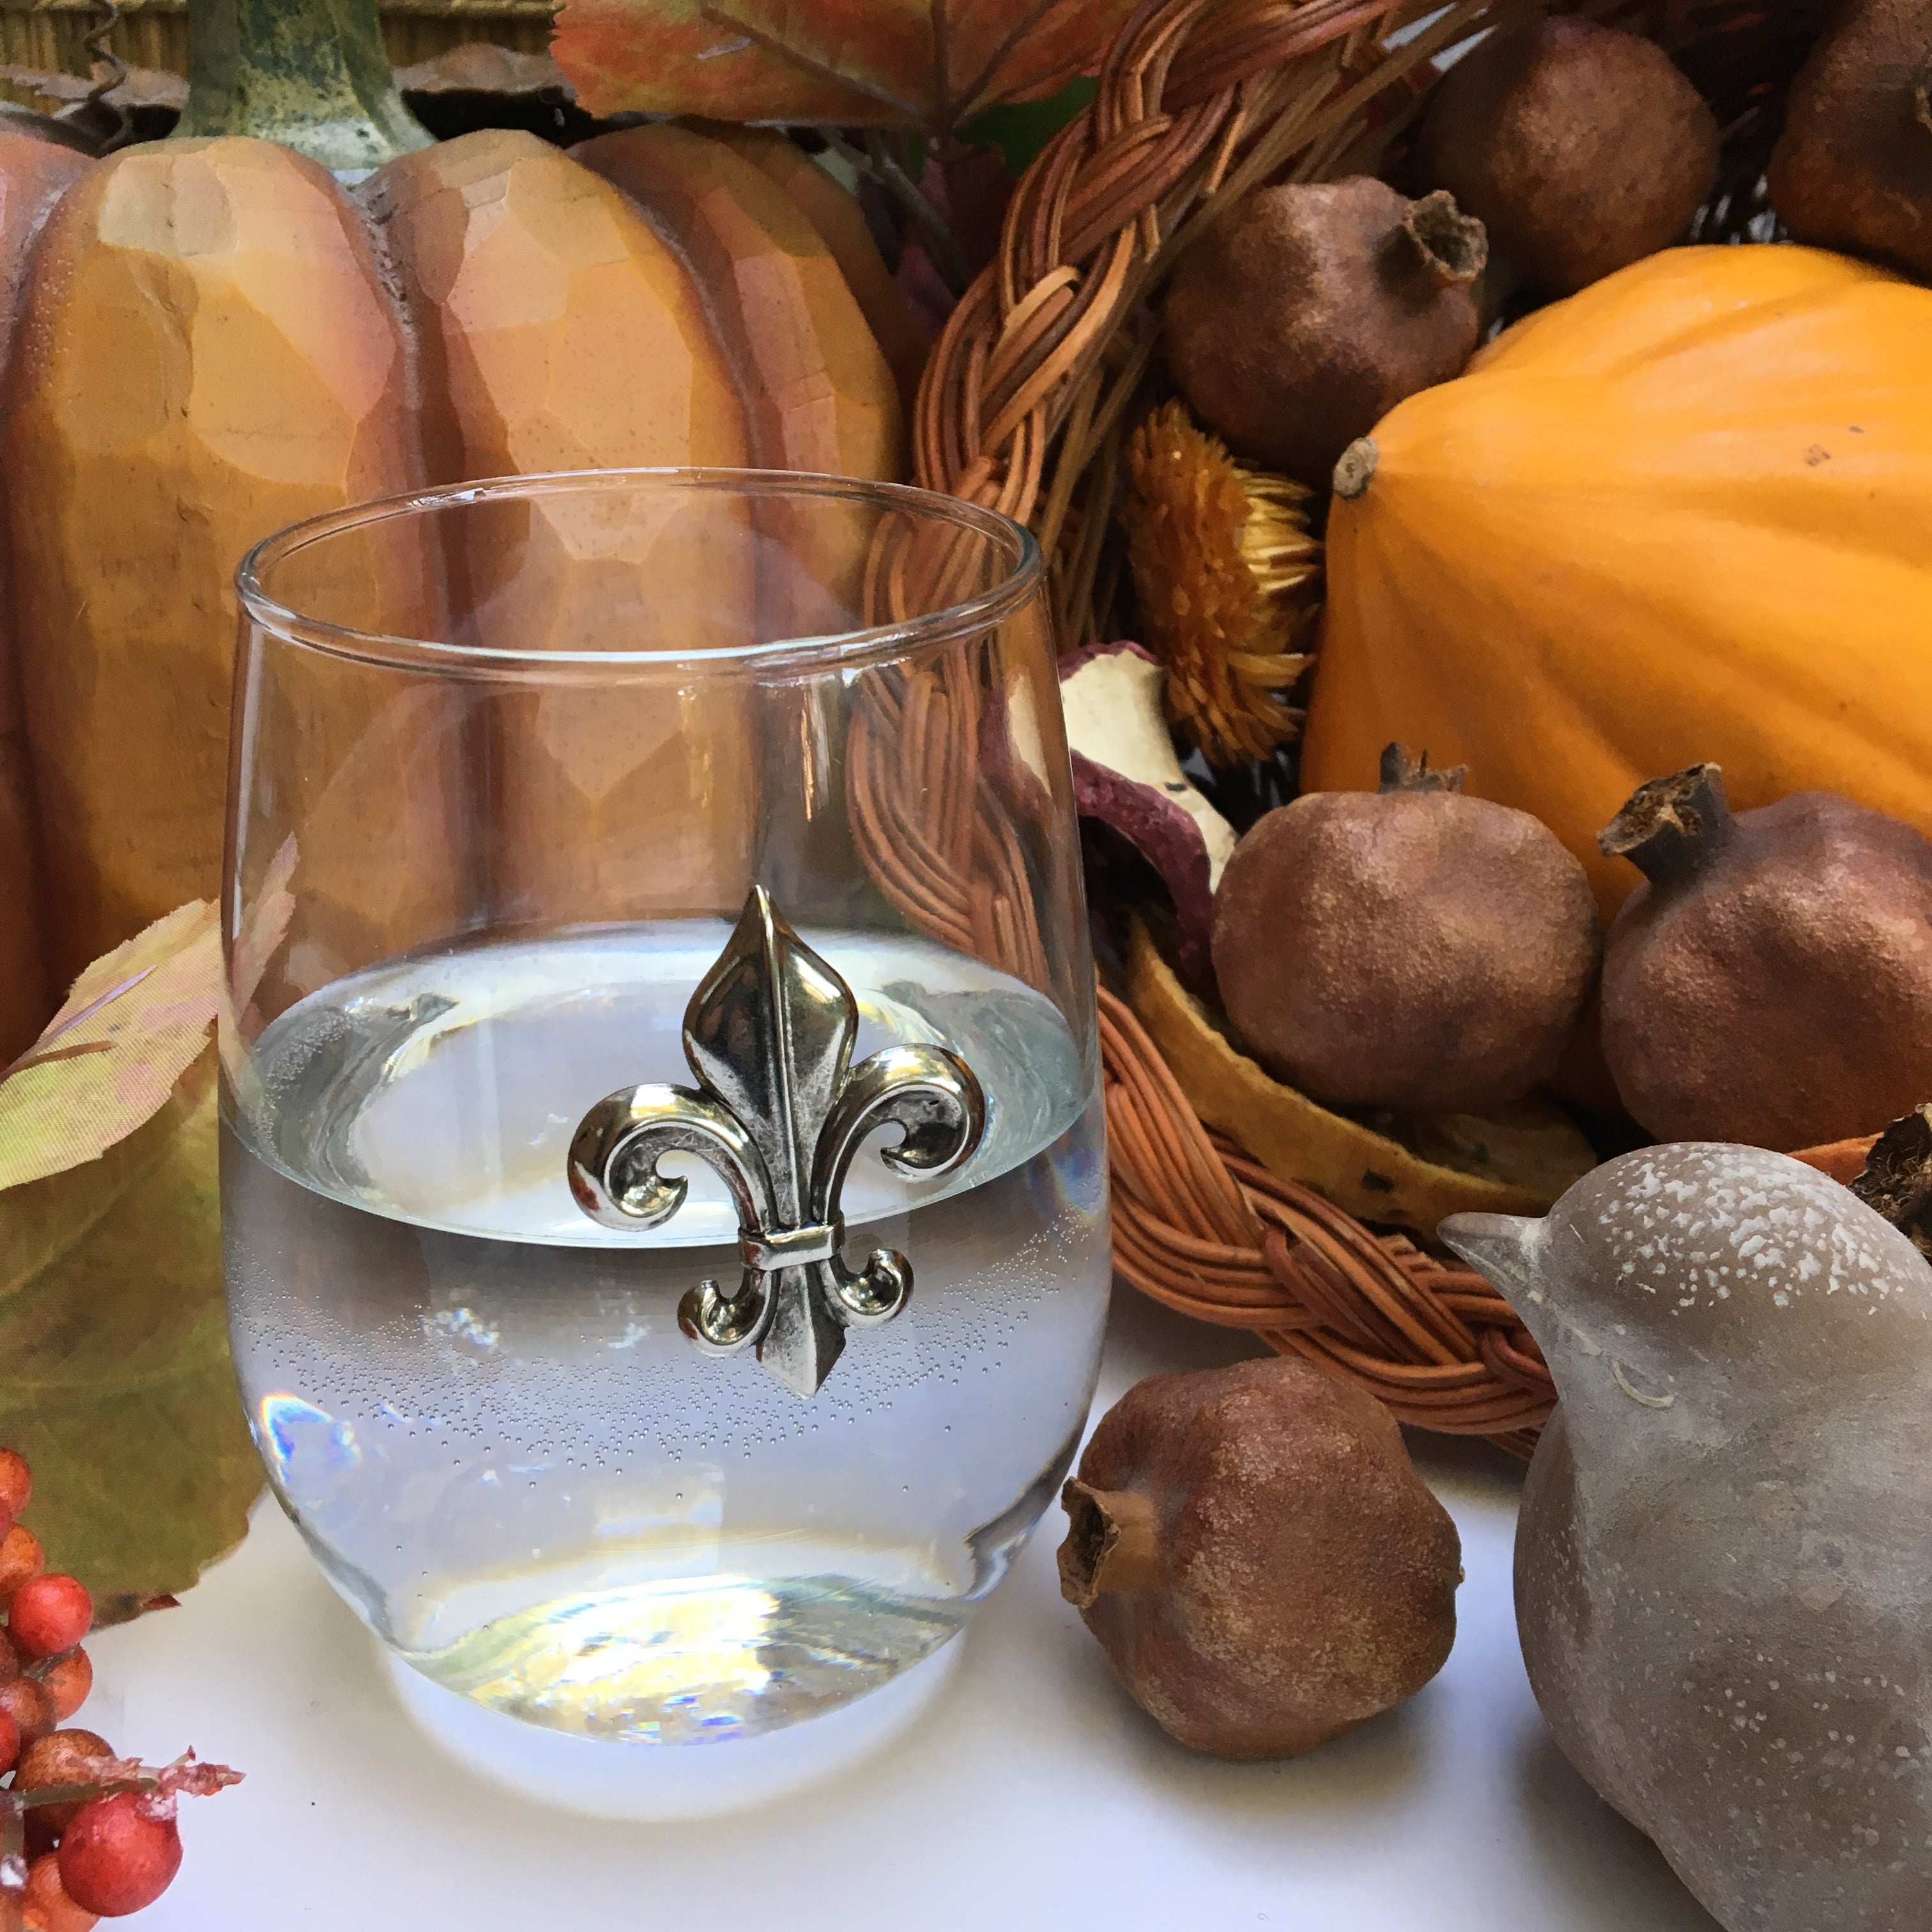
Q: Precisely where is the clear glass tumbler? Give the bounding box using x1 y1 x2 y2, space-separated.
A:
220 471 1110 1805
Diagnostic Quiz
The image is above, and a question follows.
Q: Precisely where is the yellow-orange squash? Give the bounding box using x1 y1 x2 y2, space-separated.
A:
0 124 915 1061
1301 245 1932 919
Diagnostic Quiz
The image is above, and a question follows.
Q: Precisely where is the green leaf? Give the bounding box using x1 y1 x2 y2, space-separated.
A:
0 1054 261 1613
958 77 1095 177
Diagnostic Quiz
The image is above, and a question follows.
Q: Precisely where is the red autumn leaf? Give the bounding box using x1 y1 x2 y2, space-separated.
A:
551 0 1138 134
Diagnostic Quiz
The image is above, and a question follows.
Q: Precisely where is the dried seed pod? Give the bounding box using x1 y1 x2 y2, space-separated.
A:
1768 0 1932 280
1598 764 1932 1147
1850 1104 1932 1261
1162 178 1485 489
1059 1356 1461 1759
1211 744 1600 1114
1416 17 1719 295
1121 401 1321 766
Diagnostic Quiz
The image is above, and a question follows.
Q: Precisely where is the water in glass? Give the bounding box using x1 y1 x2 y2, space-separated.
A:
224 921 1108 1745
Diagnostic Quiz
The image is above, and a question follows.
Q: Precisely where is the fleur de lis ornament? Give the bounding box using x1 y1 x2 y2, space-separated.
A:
567 888 987 1397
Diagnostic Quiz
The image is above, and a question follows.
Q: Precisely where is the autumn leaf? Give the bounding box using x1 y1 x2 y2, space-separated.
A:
0 904 262 1611
552 0 1139 135
0 1054 261 1611
0 901 220 1191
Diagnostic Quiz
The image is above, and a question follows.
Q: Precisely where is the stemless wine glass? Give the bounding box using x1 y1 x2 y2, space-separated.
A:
220 471 1109 1813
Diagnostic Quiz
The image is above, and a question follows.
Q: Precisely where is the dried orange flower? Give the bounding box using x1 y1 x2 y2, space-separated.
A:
1121 400 1322 765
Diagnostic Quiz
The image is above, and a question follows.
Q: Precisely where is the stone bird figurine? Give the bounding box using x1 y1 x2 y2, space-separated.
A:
1443 1139 1932 1931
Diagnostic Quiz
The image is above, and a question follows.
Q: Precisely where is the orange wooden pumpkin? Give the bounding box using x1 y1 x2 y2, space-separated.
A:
0 124 912 1059
1301 244 1932 919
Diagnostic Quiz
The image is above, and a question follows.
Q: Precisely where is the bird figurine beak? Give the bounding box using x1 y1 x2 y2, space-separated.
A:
1439 1211 1539 1303
1439 1211 1567 1362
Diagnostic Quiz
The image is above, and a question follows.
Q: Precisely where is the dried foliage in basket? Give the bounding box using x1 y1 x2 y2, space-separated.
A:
852 0 1822 1456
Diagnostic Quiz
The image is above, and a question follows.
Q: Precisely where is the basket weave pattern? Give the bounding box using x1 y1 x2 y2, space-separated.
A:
1101 989 1554 1457
857 0 1781 1455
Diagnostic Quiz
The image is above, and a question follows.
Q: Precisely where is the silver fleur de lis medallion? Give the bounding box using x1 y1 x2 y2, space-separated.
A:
567 887 988 1398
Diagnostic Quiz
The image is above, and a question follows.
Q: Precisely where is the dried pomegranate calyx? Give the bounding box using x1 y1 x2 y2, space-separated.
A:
1056 1482 1162 1609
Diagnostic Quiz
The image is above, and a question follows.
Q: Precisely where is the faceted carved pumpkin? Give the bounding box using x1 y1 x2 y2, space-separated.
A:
0 124 911 1057
1301 245 1932 921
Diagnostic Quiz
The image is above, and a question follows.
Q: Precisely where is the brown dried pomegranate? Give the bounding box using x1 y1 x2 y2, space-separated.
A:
1211 744 1600 1114
1162 178 1485 489
1057 1356 1461 1759
1416 17 1719 296
1598 763 1932 1148
1768 0 1932 281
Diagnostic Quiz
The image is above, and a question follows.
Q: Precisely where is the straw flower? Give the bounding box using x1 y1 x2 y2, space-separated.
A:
1121 400 1322 766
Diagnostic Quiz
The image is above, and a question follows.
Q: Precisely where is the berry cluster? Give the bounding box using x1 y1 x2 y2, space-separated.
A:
0 1449 240 1928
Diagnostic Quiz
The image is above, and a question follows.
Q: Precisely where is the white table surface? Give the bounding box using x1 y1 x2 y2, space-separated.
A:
92 1288 1720 1931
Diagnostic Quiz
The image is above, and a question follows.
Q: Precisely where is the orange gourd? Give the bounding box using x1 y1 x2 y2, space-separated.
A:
1300 244 1932 919
0 125 917 1061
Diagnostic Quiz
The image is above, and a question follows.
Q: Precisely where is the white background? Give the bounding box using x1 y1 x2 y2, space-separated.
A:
92 1290 1720 1930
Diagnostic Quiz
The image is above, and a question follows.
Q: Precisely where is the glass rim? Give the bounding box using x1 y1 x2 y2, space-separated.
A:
235 467 1043 675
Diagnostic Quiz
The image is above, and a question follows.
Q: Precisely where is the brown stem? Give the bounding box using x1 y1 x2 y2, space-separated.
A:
1851 1104 1932 1262
1386 189 1487 292
1598 763 1735 889
5 1775 156 1811
949 0 1074 125
1379 742 1466 795
822 128 971 295
1332 436 1379 500
77 0 132 153
1057 1480 1161 1609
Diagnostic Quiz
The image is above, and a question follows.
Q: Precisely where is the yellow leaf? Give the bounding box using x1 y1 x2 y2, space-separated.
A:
0 901 220 1190
1126 918 1597 1231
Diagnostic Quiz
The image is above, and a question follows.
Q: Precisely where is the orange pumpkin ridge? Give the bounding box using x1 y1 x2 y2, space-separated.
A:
695 123 929 422
6 137 424 990
1301 244 1932 922
574 123 902 484
0 131 89 1061
0 127 905 997
358 126 762 930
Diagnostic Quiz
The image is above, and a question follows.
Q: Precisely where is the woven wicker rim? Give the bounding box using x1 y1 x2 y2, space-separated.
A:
852 0 1804 1456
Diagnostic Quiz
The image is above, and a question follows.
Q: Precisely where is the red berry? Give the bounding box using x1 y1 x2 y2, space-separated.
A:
7 1579 91 1661
0 1624 20 1679
0 1449 30 1523
15 1731 118 1838
56 1794 181 1919
0 1674 53 1748
0 1701 18 1776
22 1854 96 1932
39 1650 91 1726
0 1525 43 1607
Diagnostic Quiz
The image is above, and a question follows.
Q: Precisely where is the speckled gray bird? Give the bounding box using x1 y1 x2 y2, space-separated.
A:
1445 1144 1932 1932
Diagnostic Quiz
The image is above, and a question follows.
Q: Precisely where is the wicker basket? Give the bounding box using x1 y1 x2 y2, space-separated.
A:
855 0 1831 1457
